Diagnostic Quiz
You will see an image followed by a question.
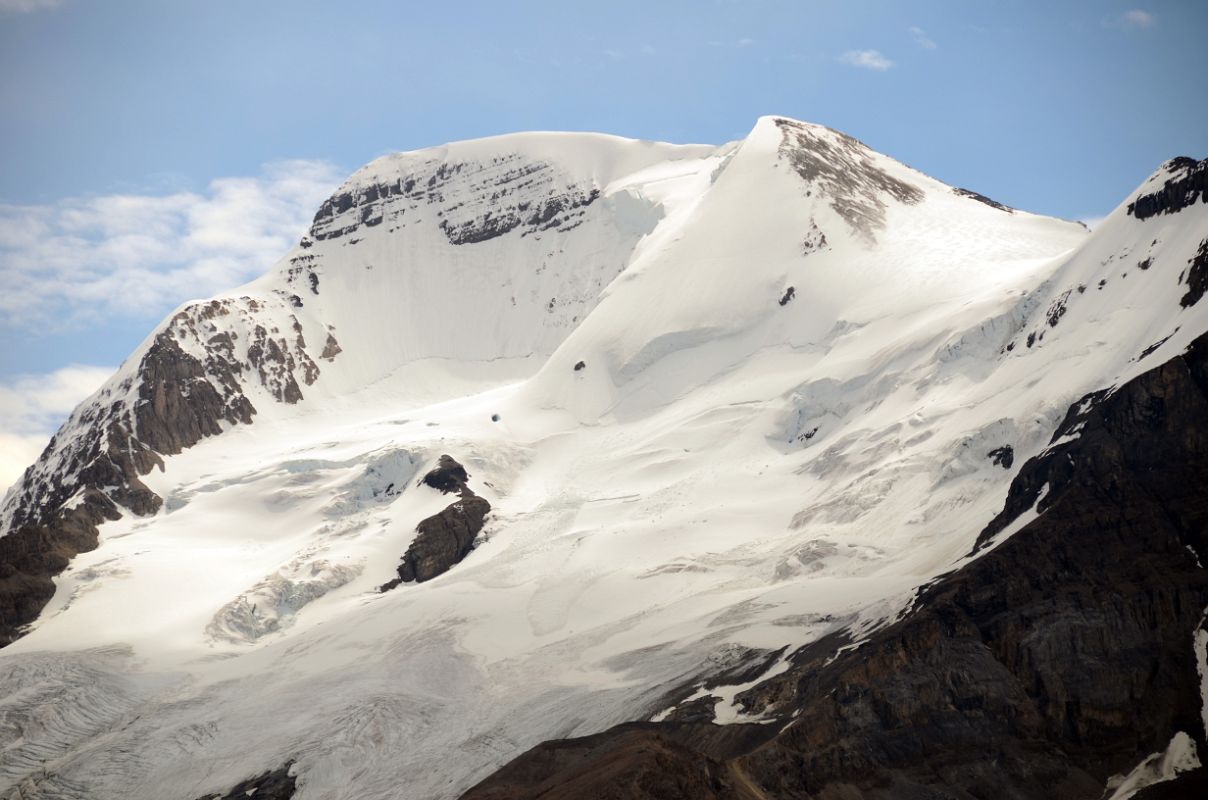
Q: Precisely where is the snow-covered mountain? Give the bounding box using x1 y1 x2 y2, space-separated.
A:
1 117 1206 800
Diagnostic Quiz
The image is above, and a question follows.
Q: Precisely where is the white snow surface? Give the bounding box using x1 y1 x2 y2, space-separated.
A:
1105 731 1203 800
2 117 1207 799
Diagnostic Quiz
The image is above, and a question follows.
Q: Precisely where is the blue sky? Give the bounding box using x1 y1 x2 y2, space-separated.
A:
0 0 1205 486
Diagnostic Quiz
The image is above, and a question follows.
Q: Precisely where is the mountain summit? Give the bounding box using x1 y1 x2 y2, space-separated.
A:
2 118 1206 800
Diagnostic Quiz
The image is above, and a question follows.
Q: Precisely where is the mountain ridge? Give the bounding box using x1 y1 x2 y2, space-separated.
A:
0 116 1205 800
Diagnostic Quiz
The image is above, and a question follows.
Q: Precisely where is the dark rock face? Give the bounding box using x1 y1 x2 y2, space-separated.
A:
135 331 255 455
954 187 1016 213
386 497 490 585
440 187 600 245
977 329 1208 552
986 445 1014 468
420 454 472 494
1181 238 1208 308
381 456 491 589
574 360 586 372
1132 767 1208 799
0 494 120 646
460 331 1208 799
460 723 769 800
0 416 167 646
247 324 307 404
309 154 602 246
1128 157 1208 220
192 761 297 800
1046 289 1071 328
1140 329 1179 361
0 297 336 647
775 118 923 241
321 331 342 360
778 286 795 306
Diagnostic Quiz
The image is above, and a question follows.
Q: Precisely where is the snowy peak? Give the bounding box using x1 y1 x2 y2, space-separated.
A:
0 116 1106 540
2 119 1208 800
520 116 1087 421
305 131 718 247
245 132 734 396
0 115 1096 551
1000 152 1208 379
771 116 925 240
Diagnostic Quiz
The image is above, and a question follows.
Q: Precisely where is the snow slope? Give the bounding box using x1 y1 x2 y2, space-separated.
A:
2 117 1206 800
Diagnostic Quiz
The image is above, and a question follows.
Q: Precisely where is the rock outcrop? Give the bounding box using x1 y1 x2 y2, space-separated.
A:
954 186 1016 213
380 455 491 590
1128 156 1208 221
775 118 923 241
0 296 335 647
1181 237 1208 309
459 331 1208 799
986 444 1014 468
309 154 602 246
192 762 297 800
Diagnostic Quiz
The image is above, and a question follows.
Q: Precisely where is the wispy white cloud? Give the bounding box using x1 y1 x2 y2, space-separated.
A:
1105 8 1155 29
0 159 343 330
0 364 113 494
909 26 937 50
840 49 894 71
0 0 62 13
708 37 757 49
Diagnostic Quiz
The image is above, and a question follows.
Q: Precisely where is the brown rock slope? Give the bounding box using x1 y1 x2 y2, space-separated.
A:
0 298 335 647
457 724 771 800
461 332 1208 799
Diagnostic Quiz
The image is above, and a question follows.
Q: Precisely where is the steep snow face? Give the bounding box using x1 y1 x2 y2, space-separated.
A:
521 116 1089 420
0 132 721 533
1 119 1205 800
249 131 727 395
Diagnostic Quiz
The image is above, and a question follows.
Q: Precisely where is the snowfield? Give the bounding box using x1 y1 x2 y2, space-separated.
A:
2 116 1206 799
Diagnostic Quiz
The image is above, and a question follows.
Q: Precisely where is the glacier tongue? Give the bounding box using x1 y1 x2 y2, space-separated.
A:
2 118 1207 800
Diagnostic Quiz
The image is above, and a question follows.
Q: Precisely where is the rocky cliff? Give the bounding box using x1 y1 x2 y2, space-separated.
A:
0 295 338 645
